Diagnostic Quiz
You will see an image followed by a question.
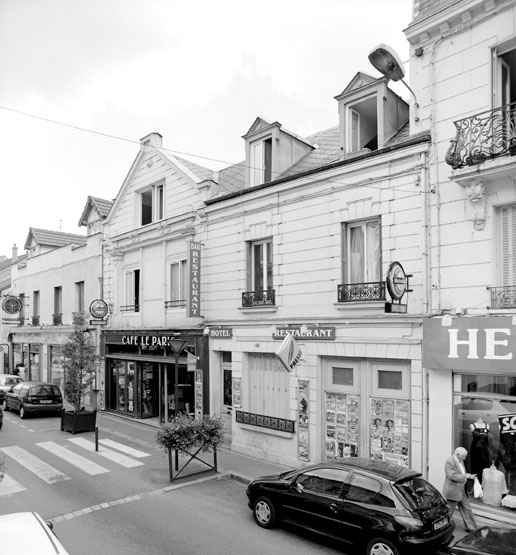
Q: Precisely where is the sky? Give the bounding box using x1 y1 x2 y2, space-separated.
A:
0 0 413 259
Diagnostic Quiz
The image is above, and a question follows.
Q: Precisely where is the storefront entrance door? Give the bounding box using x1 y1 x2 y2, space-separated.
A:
221 364 233 440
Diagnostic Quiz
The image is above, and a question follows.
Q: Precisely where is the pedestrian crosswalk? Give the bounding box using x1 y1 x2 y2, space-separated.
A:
0 438 151 497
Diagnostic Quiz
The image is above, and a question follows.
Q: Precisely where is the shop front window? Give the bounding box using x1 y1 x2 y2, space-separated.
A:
454 373 516 500
109 360 136 416
49 345 64 390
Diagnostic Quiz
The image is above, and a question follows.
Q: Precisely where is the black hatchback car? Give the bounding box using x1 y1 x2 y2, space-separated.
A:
3 382 63 419
246 458 455 555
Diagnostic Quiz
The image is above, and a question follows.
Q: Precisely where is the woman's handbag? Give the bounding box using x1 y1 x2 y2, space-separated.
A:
473 476 483 499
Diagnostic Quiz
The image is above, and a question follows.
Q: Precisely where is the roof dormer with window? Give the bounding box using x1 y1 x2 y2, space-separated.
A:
335 72 409 160
242 117 314 187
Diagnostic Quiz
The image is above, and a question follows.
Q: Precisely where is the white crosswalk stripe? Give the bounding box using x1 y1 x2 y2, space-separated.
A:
67 438 145 468
98 439 151 458
0 473 27 496
37 441 110 475
0 445 70 484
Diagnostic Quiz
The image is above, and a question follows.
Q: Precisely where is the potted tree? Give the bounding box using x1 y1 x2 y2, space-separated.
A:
60 312 97 434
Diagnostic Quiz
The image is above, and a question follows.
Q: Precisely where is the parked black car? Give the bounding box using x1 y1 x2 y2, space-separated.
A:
246 458 455 555
444 526 516 555
3 382 63 419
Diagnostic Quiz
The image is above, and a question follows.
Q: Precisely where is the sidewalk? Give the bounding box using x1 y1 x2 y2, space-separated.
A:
98 411 509 542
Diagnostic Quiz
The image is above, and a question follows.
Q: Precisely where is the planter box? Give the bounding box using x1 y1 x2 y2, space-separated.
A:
61 409 97 434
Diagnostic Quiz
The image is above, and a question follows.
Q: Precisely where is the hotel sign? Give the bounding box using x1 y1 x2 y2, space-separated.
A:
423 316 516 371
272 325 335 340
188 242 202 318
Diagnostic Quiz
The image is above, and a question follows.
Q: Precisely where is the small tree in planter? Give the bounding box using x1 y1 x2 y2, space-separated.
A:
156 414 223 482
61 312 97 434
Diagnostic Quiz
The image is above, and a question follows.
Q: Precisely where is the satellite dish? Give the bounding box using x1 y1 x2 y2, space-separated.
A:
368 44 405 82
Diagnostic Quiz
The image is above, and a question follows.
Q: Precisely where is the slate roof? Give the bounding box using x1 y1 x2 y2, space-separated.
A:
24 228 87 250
78 196 114 226
160 151 216 183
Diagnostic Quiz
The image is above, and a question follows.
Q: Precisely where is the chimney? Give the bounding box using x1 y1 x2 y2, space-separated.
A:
140 132 163 148
12 243 18 260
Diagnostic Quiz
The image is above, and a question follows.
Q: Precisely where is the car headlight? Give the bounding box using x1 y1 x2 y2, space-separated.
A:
394 515 424 531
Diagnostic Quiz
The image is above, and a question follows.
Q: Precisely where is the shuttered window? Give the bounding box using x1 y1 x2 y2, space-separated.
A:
248 353 289 419
500 204 516 285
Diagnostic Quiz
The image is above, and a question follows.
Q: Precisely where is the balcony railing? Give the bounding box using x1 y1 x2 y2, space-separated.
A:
31 315 40 326
52 313 62 325
235 410 295 433
120 304 140 313
165 300 186 308
446 102 516 169
489 286 516 310
242 289 275 307
338 281 386 302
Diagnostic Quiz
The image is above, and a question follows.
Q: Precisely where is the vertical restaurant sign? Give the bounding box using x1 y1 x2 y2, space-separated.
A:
188 242 202 317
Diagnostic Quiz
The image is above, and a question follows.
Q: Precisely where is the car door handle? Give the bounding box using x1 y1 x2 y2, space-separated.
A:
329 503 338 513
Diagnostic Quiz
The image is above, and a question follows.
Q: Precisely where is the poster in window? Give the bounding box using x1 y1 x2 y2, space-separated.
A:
370 397 410 466
325 392 360 460
297 380 310 461
232 377 241 408
195 370 203 420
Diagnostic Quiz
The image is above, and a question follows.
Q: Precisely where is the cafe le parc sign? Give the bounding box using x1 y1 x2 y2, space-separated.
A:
423 316 516 372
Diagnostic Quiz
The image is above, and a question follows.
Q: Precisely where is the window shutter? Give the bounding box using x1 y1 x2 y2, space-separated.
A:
501 205 516 285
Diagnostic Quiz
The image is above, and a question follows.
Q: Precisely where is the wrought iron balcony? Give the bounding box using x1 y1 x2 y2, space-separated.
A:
242 289 275 307
338 281 386 302
446 102 516 169
52 313 62 325
120 304 140 313
165 300 186 308
489 286 516 310
235 410 295 433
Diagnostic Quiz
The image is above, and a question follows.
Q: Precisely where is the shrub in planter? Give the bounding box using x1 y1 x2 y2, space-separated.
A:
156 414 223 453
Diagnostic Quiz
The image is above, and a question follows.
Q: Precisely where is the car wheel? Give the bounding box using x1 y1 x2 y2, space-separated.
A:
365 537 400 555
2 400 8 411
19 405 27 419
253 496 276 529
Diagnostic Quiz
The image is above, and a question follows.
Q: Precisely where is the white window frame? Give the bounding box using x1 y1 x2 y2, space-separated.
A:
124 269 140 313
343 218 381 284
250 138 272 186
496 203 516 286
347 107 360 152
168 259 187 309
140 182 165 226
248 238 273 292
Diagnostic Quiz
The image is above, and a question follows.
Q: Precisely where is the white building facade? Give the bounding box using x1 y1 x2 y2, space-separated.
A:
406 0 516 521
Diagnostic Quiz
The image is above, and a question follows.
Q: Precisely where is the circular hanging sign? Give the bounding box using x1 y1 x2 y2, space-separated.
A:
2 296 23 315
89 299 109 319
386 262 408 301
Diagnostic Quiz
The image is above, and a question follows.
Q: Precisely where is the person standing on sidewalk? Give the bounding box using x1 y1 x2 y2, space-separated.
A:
443 447 478 532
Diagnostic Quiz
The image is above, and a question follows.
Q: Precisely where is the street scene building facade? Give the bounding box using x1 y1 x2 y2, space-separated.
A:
406 0 516 517
1 0 516 525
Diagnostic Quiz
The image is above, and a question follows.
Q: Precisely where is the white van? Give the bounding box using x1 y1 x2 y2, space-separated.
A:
0 512 71 554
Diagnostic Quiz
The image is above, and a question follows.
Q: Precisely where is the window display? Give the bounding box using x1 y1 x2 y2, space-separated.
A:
454 373 516 502
325 393 359 459
370 398 410 467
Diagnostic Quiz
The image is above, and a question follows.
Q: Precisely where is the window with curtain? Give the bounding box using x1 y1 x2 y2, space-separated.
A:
344 218 381 283
248 238 273 291
140 182 164 226
247 353 289 419
124 269 140 312
169 259 187 307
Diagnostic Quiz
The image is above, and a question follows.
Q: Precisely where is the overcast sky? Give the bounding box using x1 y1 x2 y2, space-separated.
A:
0 0 412 258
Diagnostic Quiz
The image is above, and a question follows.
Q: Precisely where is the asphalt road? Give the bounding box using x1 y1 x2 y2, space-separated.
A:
0 411 344 555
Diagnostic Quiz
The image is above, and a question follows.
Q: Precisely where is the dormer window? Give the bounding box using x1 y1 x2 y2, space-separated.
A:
140 182 164 226
336 72 408 160
251 137 272 186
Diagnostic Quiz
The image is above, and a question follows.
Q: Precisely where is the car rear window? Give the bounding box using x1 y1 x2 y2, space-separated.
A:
30 385 61 396
3 377 21 385
394 476 442 510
